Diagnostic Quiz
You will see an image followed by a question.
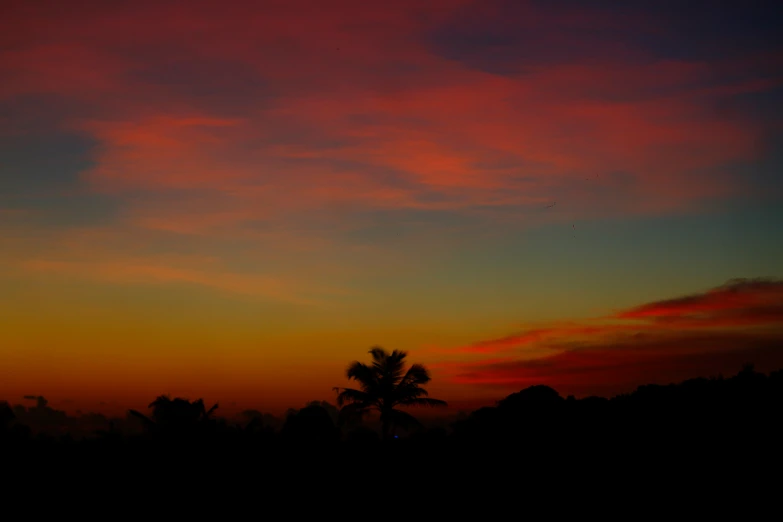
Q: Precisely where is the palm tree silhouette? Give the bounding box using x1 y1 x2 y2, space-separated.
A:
334 347 447 440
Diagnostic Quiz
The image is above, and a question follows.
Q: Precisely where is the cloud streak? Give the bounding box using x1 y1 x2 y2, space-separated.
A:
617 278 783 326
437 279 783 396
23 258 341 305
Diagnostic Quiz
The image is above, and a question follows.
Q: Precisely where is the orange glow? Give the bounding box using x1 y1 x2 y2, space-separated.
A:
1 1 782 416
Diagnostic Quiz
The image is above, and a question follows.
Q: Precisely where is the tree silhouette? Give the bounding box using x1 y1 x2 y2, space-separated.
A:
333 347 447 440
0 401 14 432
281 403 339 444
129 395 218 437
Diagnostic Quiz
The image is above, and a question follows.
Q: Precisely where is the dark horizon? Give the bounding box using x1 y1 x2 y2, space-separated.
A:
5 357 783 503
3 362 780 438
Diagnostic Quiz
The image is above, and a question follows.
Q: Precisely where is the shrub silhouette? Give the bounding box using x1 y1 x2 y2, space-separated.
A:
281 403 339 444
0 401 14 432
128 395 218 440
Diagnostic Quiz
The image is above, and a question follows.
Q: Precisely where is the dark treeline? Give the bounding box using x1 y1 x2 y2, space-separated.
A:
3 350 783 492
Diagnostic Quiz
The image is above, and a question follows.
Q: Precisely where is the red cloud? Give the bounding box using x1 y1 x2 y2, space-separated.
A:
440 279 783 396
617 278 783 324
2 1 780 238
456 324 618 354
451 333 783 398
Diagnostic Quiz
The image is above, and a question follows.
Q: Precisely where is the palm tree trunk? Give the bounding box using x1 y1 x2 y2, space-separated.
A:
380 409 391 442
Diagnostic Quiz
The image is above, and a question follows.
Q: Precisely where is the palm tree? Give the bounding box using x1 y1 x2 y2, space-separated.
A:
334 347 447 440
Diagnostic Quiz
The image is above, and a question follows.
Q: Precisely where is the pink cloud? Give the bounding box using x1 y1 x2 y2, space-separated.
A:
449 333 783 397
617 278 783 325
437 279 783 396
1 1 779 238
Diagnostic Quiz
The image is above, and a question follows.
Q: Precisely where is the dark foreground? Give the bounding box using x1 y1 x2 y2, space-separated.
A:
3 366 782 506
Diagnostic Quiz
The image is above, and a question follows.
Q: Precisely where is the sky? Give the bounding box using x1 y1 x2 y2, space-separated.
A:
1 0 782 417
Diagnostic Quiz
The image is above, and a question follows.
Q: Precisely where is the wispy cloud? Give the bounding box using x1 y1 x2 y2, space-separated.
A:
448 332 783 397
434 279 783 396
2 1 779 242
617 278 783 326
23 258 341 305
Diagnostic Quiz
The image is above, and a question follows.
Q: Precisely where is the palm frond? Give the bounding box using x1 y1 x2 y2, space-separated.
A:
205 403 219 418
373 348 407 388
128 409 155 428
399 364 431 386
335 387 372 407
393 385 429 403
369 346 388 364
147 394 171 409
387 350 409 384
346 362 378 392
337 402 370 426
390 349 408 359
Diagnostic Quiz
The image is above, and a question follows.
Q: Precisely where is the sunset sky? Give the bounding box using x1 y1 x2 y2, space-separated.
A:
2 0 782 417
